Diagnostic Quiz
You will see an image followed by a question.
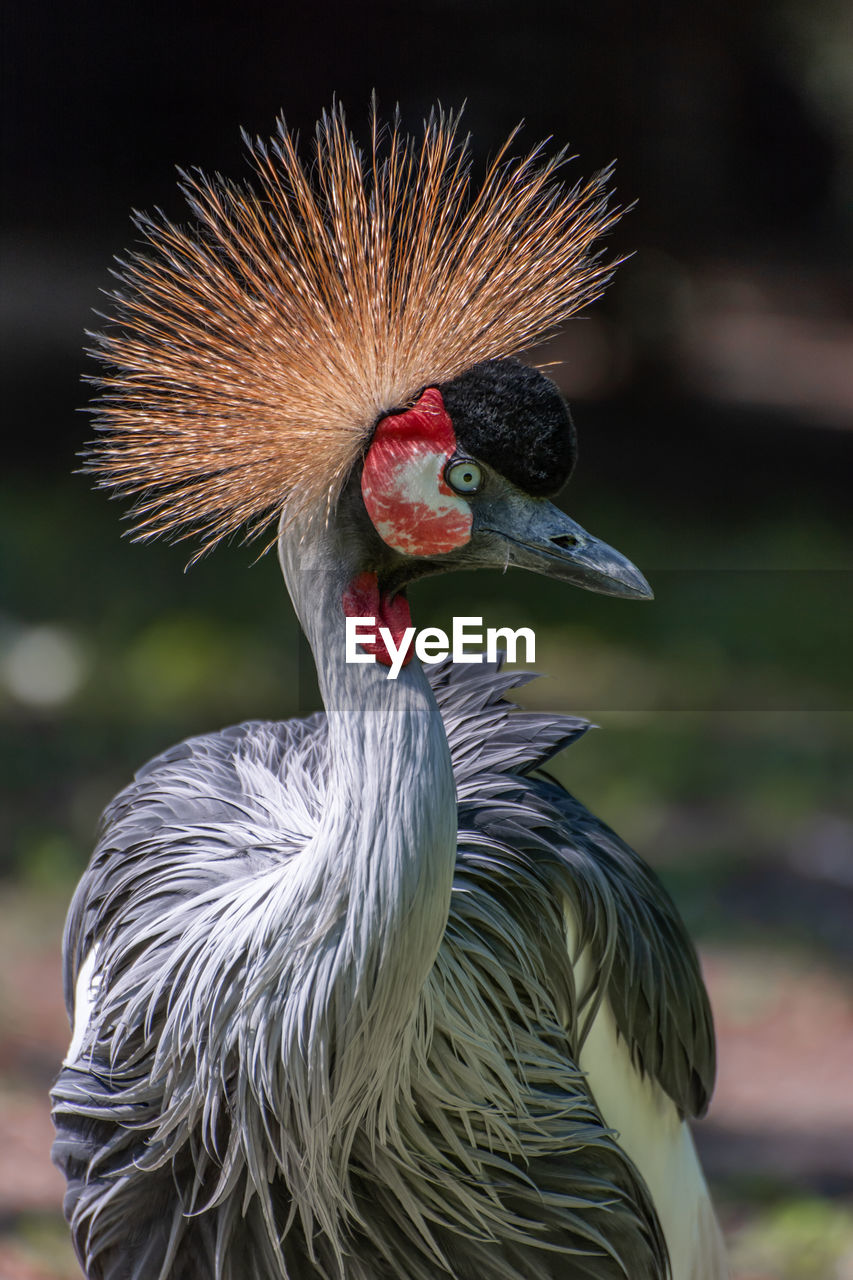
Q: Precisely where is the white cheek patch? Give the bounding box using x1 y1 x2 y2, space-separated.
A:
65 945 101 1064
364 444 473 556
361 384 474 558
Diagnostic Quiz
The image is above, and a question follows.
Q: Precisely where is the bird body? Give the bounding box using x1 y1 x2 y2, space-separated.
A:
52 105 728 1278
55 653 724 1279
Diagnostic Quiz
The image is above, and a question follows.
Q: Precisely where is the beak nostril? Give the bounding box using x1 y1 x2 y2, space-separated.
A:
550 533 580 551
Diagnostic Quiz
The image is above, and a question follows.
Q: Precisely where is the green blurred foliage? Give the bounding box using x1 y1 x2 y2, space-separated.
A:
728 1193 853 1280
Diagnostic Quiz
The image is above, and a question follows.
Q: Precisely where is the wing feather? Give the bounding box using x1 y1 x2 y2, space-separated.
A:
54 657 715 1278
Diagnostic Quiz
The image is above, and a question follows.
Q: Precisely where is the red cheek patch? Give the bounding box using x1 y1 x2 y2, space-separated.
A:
342 571 414 668
361 386 473 557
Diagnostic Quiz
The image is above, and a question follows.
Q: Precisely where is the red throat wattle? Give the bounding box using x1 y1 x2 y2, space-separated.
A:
361 387 473 557
342 571 414 668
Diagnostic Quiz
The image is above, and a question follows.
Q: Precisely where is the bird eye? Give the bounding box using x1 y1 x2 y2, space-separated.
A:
445 458 482 495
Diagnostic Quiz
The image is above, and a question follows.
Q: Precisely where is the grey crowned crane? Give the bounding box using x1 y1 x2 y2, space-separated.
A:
51 105 728 1279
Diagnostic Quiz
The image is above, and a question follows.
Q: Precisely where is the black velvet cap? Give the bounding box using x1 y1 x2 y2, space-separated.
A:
438 359 577 496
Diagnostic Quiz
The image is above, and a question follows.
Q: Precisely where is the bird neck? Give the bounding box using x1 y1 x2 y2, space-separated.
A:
277 506 457 1083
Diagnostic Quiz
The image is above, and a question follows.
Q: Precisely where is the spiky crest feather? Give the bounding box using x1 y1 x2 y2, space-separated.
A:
85 103 622 556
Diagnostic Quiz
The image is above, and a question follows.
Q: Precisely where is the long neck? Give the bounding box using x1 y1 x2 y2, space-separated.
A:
277 508 457 1122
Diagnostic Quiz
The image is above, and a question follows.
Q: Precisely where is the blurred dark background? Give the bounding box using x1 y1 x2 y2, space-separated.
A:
2 2 852 1276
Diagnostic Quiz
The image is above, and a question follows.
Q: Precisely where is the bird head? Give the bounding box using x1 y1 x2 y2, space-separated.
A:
355 358 650 602
84 103 650 657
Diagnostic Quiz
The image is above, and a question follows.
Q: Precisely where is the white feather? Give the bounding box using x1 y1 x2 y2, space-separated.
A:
567 909 729 1280
65 946 101 1064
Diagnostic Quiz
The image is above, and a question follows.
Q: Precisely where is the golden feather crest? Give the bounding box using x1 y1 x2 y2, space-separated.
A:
86 103 623 556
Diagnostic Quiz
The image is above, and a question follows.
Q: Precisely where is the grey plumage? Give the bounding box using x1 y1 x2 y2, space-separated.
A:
54 111 726 1277
53 657 713 1279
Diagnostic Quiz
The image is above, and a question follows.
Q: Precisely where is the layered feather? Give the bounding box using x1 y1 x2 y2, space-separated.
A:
85 103 621 555
53 660 717 1279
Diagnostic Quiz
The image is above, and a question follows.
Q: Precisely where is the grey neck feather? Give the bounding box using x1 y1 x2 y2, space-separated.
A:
276 506 457 1148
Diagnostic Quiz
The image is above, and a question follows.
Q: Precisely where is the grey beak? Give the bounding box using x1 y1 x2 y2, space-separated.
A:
476 494 653 601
